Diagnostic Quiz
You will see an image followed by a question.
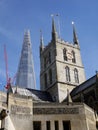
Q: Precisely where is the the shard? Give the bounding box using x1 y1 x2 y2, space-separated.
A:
15 30 36 89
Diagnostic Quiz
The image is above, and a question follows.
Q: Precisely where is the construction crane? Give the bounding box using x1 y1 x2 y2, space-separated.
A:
4 45 11 90
0 45 17 130
0 45 11 130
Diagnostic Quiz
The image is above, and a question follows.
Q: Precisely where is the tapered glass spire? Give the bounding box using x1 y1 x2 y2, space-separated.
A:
15 30 36 89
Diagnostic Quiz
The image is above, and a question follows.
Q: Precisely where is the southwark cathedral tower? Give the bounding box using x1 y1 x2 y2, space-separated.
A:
40 18 85 102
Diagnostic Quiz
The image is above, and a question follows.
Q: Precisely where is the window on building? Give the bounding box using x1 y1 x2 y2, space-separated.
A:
72 51 76 63
48 51 51 64
54 49 57 56
33 121 41 130
44 73 47 87
74 68 79 83
55 121 59 130
63 48 67 61
63 121 71 130
46 121 51 130
65 66 71 82
49 69 52 85
44 56 47 69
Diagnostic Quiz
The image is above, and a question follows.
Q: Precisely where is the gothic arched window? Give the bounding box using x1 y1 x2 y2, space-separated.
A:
63 48 67 61
49 69 52 84
48 51 51 64
74 68 79 83
65 66 71 82
44 56 47 68
72 50 76 63
44 73 47 87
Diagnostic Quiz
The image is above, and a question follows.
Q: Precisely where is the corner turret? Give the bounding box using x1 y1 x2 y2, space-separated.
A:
72 22 79 45
51 15 58 42
40 30 44 53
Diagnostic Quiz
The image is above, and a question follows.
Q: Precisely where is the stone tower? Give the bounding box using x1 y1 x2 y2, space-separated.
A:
15 30 36 89
40 18 86 102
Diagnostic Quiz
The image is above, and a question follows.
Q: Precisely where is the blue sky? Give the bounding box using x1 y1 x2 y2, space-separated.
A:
0 0 98 90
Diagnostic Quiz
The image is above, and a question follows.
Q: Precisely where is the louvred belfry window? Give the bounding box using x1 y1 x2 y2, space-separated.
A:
63 48 67 61
72 50 76 63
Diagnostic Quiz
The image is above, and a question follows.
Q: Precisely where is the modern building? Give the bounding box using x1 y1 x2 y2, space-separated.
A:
15 30 36 89
0 18 97 130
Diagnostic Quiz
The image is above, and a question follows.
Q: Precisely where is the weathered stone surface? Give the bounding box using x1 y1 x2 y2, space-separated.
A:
34 107 79 114
40 37 86 102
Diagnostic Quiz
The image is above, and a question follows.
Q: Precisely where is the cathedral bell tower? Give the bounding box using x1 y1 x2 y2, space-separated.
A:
40 19 86 102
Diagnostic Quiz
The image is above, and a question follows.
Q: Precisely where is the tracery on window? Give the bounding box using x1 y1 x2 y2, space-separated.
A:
49 69 52 85
63 48 67 61
44 73 47 87
72 50 76 63
48 51 51 64
65 66 71 82
74 68 79 83
44 56 47 68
